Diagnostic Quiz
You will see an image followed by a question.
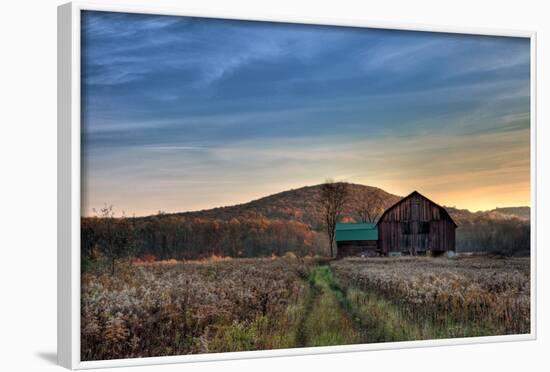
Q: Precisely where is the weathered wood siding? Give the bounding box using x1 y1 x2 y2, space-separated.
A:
378 192 456 255
337 240 378 258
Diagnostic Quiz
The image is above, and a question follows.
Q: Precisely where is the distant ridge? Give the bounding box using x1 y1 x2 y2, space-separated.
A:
446 206 530 225
147 182 529 227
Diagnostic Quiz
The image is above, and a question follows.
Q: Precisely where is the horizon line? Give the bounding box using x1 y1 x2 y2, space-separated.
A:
81 182 531 218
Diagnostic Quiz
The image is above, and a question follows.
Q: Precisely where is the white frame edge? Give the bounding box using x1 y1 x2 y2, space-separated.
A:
58 2 79 369
57 1 538 370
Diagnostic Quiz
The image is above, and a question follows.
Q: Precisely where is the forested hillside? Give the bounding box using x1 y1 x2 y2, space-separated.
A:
172 183 401 228
81 183 530 265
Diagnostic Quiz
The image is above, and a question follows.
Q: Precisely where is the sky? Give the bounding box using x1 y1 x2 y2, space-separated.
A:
81 10 531 217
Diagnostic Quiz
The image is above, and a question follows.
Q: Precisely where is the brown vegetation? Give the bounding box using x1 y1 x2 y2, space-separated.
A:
82 255 531 360
332 256 530 336
81 257 313 360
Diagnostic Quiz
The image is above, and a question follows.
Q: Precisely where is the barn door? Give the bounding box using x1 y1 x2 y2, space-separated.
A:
429 223 439 252
410 196 420 254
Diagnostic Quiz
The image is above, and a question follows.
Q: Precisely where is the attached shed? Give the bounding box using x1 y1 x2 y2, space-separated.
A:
377 191 457 256
336 223 379 258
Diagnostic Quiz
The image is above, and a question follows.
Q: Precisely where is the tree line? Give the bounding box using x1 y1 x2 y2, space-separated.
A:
455 218 530 256
82 180 382 272
81 211 329 273
82 181 530 274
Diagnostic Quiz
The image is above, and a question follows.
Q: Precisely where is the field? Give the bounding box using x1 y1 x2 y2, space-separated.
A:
81 256 530 360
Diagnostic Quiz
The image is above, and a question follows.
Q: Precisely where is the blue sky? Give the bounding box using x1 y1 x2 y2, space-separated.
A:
81 10 531 216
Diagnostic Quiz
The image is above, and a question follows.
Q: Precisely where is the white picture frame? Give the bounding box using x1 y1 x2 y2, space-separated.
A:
57 1 537 369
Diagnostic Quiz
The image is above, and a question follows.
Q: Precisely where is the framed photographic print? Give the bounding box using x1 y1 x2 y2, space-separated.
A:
58 1 537 369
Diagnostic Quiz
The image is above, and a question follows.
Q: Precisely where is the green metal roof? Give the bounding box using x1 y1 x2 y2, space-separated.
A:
335 223 378 242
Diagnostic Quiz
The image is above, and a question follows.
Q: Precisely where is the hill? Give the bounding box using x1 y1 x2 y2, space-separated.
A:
86 183 530 259
490 207 530 220
171 183 401 228
166 183 529 228
446 206 530 225
161 182 530 256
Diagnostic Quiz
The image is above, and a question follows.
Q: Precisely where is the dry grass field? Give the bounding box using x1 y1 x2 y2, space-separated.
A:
81 256 530 360
332 256 530 341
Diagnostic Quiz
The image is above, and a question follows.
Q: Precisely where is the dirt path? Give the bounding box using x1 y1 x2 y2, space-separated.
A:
296 265 363 347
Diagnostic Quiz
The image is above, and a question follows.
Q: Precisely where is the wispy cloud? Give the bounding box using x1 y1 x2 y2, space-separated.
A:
141 145 210 152
361 38 448 72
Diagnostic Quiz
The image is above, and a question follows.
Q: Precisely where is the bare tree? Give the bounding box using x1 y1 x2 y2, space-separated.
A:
94 205 135 276
354 191 385 223
319 180 349 257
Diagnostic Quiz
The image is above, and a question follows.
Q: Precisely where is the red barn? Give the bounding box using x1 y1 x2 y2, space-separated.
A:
377 191 457 256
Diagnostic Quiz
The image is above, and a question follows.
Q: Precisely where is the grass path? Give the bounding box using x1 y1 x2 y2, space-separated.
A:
297 265 363 347
329 265 492 343
219 261 516 350
296 263 446 347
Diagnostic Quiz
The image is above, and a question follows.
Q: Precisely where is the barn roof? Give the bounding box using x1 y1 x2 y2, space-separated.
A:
336 223 378 242
376 191 458 227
